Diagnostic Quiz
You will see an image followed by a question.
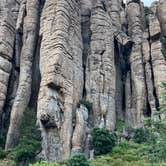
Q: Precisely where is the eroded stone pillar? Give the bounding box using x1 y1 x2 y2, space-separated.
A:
126 0 146 127
38 0 83 161
86 0 116 131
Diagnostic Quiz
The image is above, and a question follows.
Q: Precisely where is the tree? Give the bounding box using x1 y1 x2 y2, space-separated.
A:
67 154 89 166
92 128 117 156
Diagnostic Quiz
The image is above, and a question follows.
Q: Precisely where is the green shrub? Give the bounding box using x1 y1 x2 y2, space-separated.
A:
9 109 42 163
79 100 93 111
144 7 153 16
115 120 125 132
30 161 59 166
144 6 153 27
67 154 89 166
13 141 40 163
0 159 16 166
133 128 152 144
29 161 60 166
147 138 166 162
92 128 117 156
0 109 41 164
0 148 8 159
0 134 6 148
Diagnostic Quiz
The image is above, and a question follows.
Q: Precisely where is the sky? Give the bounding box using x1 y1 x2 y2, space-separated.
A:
123 0 158 6
143 0 156 6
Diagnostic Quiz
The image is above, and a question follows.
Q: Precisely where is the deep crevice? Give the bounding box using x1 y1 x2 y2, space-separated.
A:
147 27 160 111
114 38 124 120
29 0 46 109
141 42 152 117
81 9 92 98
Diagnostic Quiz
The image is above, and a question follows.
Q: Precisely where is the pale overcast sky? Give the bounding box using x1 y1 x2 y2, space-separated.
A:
143 0 156 6
123 0 157 6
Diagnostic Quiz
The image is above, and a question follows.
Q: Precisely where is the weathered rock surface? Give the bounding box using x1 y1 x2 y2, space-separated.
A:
125 0 146 127
86 0 116 131
72 104 88 154
0 0 166 162
6 0 40 149
0 0 19 126
37 0 83 160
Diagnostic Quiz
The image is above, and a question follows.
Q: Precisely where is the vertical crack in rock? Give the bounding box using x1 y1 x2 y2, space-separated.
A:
81 0 92 98
108 0 130 121
29 0 45 109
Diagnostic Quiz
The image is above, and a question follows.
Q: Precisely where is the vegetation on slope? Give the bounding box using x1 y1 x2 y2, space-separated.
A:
0 109 41 165
31 83 166 166
1 83 166 166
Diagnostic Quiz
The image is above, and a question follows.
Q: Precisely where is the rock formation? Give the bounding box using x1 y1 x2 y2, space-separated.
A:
0 0 166 162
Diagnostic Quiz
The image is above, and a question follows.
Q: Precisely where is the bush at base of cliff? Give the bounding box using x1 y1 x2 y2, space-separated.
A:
11 109 41 164
92 128 117 156
0 108 41 165
29 161 60 166
30 154 89 166
67 154 89 166
133 127 155 144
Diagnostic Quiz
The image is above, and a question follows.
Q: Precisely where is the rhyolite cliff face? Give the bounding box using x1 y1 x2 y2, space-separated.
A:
0 0 166 162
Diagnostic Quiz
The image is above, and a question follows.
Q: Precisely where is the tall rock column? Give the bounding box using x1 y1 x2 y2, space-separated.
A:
0 0 19 125
86 0 116 131
157 0 166 34
149 5 166 108
37 0 83 161
6 0 40 149
142 30 157 117
126 0 146 127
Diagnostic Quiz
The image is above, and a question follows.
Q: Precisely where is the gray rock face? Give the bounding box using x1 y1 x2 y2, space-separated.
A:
0 0 166 162
86 0 116 131
125 0 146 128
158 0 166 33
0 0 19 122
72 104 88 154
37 0 83 160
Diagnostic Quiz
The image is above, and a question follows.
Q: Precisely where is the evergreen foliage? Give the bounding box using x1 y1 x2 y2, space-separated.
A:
67 154 89 166
92 128 117 156
133 127 155 144
144 6 153 27
79 100 93 111
0 108 41 165
29 161 59 166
